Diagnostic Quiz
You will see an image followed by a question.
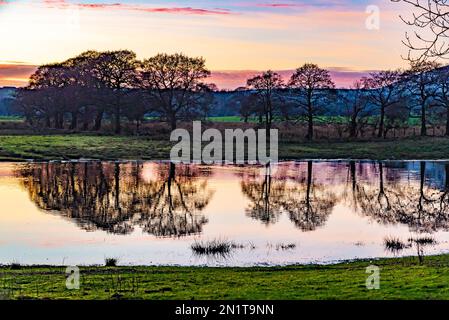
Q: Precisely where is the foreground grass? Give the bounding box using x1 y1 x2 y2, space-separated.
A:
1 135 449 161
1 255 449 300
280 137 449 160
0 135 172 161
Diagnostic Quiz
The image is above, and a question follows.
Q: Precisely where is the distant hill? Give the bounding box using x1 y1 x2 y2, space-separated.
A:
0 86 391 118
0 87 17 116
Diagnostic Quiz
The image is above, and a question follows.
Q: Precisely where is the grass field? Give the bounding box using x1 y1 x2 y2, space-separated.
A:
1 254 448 300
204 115 424 125
1 135 449 161
0 135 172 161
4 115 420 124
0 116 24 122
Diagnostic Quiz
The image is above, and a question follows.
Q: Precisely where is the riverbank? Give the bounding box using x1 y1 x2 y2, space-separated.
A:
1 135 449 161
1 254 449 300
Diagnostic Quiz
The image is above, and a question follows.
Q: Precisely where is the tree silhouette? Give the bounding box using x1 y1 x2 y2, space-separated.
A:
93 50 139 134
140 53 212 130
433 66 449 135
361 70 403 138
403 61 440 136
339 81 371 138
246 70 284 134
288 63 335 140
392 0 449 61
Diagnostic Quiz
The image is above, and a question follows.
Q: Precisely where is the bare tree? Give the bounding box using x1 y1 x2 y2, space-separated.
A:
392 0 449 61
403 60 440 136
362 70 403 138
93 50 139 134
288 63 335 140
434 66 449 135
340 81 371 138
246 70 284 133
140 53 212 130
26 63 70 129
231 92 259 123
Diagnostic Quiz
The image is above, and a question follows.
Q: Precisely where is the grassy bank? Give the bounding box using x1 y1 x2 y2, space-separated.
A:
1 255 449 300
1 135 449 161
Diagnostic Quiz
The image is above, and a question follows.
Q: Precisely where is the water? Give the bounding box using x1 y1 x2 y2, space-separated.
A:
1 160 449 266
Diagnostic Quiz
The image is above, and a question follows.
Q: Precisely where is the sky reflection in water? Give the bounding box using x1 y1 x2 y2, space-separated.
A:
1 160 449 266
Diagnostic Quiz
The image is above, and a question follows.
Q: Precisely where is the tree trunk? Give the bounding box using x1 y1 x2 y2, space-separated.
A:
378 106 385 138
169 115 177 131
69 112 78 130
93 110 104 131
114 104 121 134
349 115 357 138
54 113 64 129
82 119 89 131
421 103 427 136
446 108 449 136
45 115 51 128
306 113 313 141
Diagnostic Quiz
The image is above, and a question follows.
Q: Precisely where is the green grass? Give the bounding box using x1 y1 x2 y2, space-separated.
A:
1 254 449 300
280 136 449 160
1 135 449 161
207 116 253 122
0 135 172 161
0 116 24 122
203 116 423 125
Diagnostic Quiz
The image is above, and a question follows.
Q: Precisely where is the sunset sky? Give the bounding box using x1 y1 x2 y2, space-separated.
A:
0 0 414 89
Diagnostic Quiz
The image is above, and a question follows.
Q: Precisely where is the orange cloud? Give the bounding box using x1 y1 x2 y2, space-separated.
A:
0 63 36 87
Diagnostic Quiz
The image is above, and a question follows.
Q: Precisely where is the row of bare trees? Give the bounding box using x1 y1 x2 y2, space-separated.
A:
14 51 215 133
13 50 449 140
241 61 449 140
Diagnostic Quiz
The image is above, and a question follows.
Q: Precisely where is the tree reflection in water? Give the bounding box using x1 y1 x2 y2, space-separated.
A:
240 162 338 231
16 162 213 237
15 160 449 237
345 161 449 233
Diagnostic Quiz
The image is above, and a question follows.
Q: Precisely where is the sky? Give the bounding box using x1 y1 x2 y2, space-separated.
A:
0 0 414 89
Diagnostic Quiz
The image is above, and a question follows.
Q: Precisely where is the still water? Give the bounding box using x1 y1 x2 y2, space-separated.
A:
1 160 449 266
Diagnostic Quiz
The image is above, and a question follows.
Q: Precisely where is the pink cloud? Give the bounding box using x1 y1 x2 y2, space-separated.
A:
0 63 375 90
40 0 231 15
256 3 300 8
138 7 231 15
210 68 376 90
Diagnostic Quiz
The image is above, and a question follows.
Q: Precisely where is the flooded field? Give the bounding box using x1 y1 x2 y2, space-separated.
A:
1 160 449 266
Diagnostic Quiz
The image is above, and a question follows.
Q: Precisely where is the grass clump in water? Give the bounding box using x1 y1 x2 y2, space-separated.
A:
384 237 410 253
191 239 234 257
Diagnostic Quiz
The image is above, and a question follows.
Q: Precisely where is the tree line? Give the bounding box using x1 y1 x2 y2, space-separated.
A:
13 50 449 140
240 60 449 139
14 50 215 133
